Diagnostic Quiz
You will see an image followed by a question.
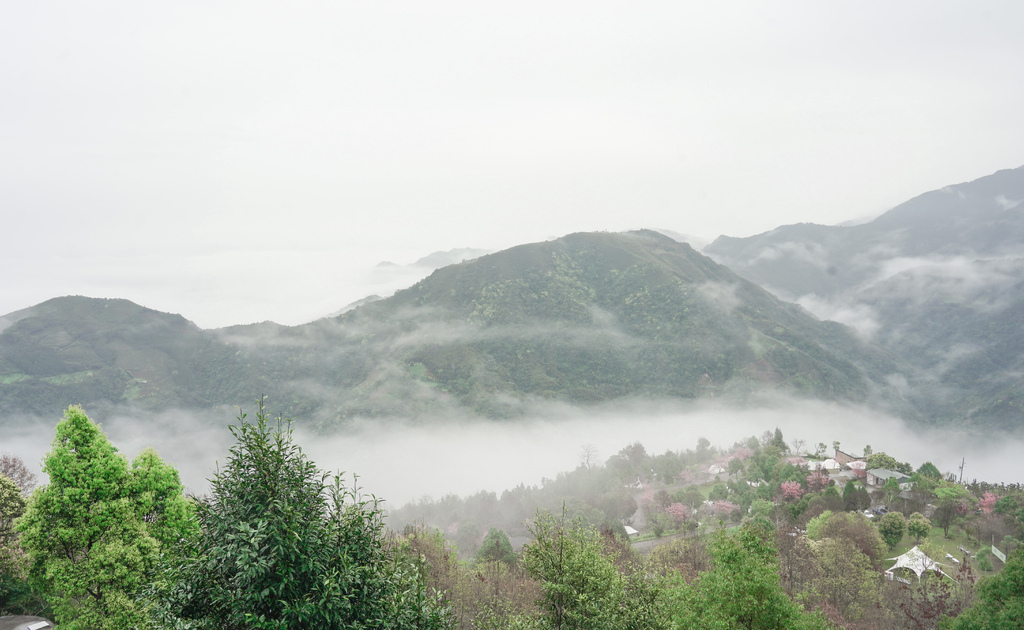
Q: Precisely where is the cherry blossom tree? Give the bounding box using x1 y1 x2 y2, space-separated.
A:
730 446 754 461
780 480 804 501
711 501 738 520
667 502 691 526
806 469 830 493
979 492 1000 514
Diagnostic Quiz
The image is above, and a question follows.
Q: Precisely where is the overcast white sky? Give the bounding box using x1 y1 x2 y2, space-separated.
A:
4 1 1024 329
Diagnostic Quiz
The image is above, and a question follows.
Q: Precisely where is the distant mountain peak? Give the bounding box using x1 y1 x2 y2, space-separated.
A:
413 247 492 269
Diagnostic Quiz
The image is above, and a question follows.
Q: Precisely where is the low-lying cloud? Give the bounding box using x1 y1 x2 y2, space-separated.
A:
6 398 1022 511
797 295 880 339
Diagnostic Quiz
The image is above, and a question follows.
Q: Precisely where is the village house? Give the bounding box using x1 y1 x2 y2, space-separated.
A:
833 447 863 466
866 468 913 490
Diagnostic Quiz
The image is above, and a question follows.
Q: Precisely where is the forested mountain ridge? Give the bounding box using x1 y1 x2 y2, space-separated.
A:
0 231 913 427
337 230 911 417
0 297 212 414
704 165 1024 430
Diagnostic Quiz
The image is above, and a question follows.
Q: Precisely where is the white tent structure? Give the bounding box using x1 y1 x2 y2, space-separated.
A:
847 460 867 473
812 458 841 471
886 546 957 582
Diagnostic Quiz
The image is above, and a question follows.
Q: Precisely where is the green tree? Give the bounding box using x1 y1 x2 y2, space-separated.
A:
522 511 624 630
749 499 774 522
806 537 878 623
907 513 931 544
842 481 870 512
679 486 705 509
477 528 516 567
877 512 907 549
0 472 37 616
15 406 194 630
817 511 886 563
522 510 667 630
663 524 831 629
0 474 25 546
806 511 832 541
941 547 1024 629
916 461 942 479
771 428 789 453
152 401 451 629
934 484 972 538
865 452 899 471
842 480 857 507
882 477 902 504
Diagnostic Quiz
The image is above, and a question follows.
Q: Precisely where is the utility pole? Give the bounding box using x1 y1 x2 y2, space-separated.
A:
958 457 965 484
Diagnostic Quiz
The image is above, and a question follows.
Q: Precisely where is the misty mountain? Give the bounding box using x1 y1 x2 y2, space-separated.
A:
412 247 492 268
0 297 215 415
335 230 910 417
704 164 1024 429
705 165 1024 299
0 231 912 427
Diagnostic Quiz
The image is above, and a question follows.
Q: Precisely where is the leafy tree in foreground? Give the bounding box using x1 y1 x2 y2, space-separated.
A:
522 510 625 629
16 406 194 630
941 547 1024 629
663 524 833 629
522 510 667 630
805 536 878 624
152 400 451 630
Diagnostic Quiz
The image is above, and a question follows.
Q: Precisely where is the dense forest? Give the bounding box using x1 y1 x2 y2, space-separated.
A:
2 405 1023 629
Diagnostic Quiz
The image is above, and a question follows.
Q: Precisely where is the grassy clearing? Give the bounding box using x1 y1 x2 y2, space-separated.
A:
888 525 1000 577
40 370 95 385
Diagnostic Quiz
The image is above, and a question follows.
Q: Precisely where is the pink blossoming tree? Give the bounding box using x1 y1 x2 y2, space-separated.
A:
780 480 804 501
979 492 1000 514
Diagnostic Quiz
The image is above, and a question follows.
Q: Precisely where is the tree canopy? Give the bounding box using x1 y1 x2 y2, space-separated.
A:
151 400 451 630
16 406 194 630
663 524 830 630
941 548 1024 629
0 474 25 547
477 528 516 567
877 512 907 549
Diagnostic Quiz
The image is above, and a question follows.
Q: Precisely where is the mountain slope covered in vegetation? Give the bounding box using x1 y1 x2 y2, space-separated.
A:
704 165 1024 429
0 231 913 427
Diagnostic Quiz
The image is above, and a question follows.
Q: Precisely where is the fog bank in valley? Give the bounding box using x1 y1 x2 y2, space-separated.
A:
298 398 1024 507
5 397 1021 510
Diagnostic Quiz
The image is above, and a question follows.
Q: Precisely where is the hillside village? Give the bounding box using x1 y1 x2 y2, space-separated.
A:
382 426 1023 628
